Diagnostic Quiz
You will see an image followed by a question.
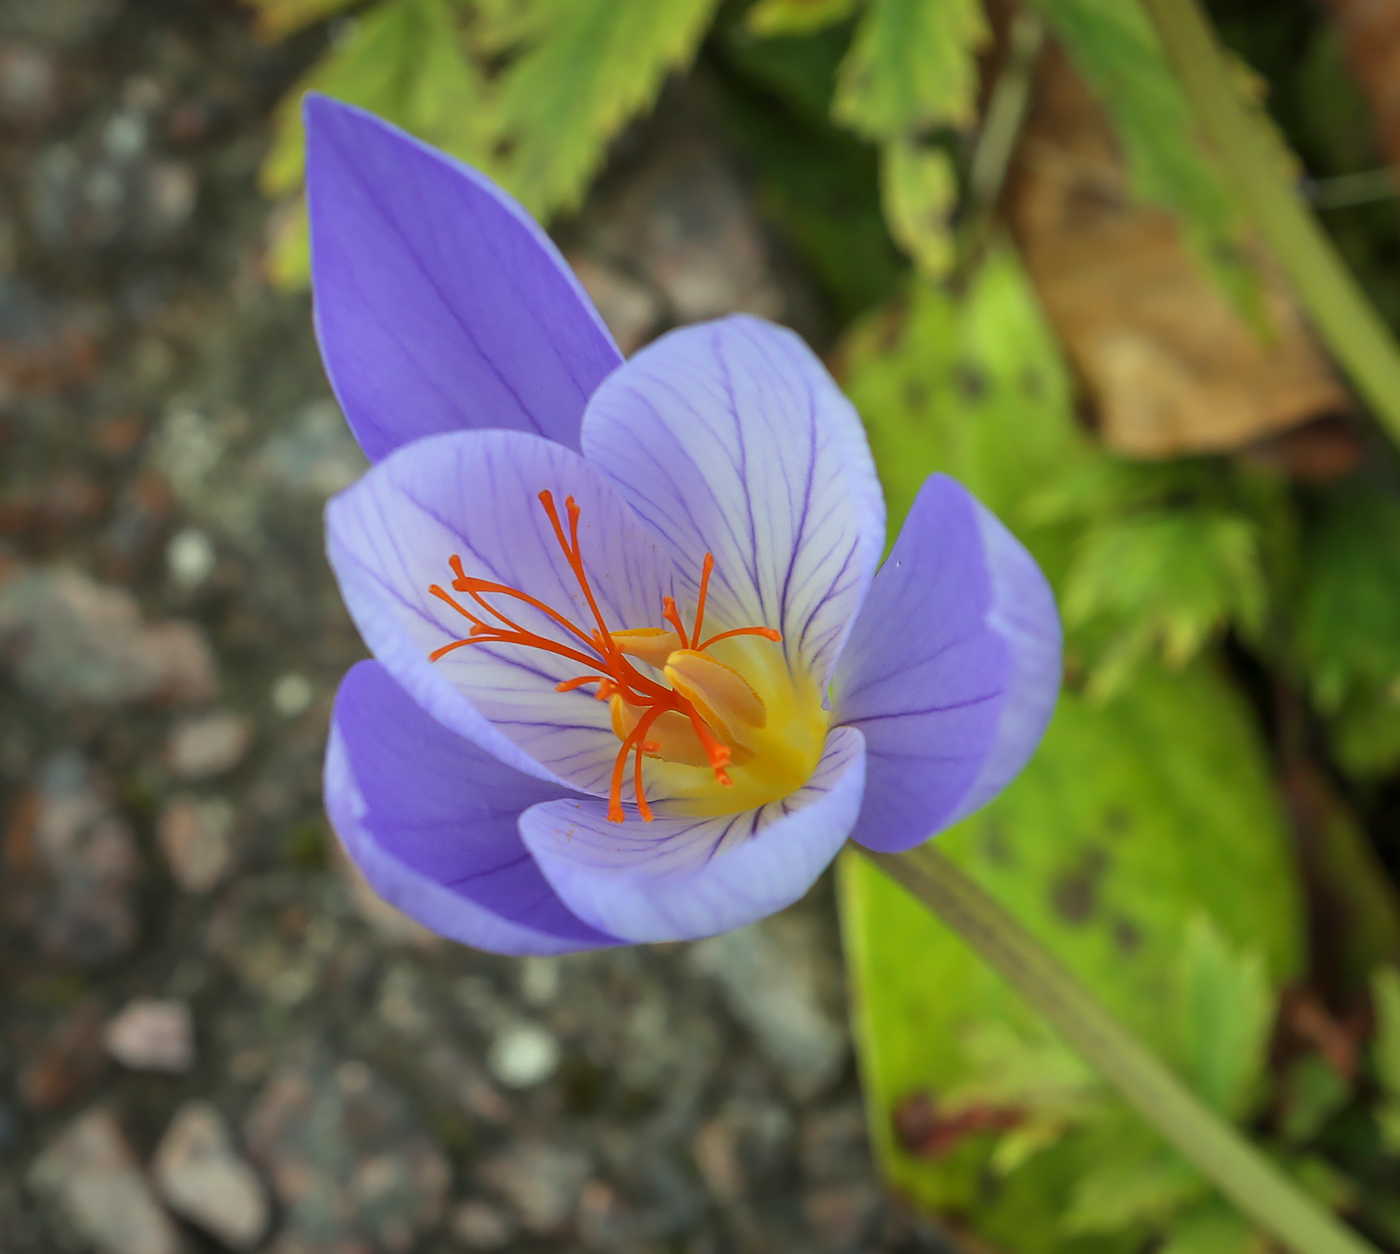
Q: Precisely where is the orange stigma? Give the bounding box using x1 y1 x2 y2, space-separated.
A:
427 492 781 824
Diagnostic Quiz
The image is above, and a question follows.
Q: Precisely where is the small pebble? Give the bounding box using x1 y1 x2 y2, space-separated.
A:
271 671 313 716
153 1102 269 1251
30 1107 180 1254
158 796 234 893
450 1199 514 1249
487 1023 560 1089
520 956 560 1006
103 997 194 1073
165 710 251 779
166 527 215 588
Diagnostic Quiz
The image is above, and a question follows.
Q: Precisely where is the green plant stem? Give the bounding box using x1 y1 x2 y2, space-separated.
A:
861 842 1379 1254
1140 0 1400 446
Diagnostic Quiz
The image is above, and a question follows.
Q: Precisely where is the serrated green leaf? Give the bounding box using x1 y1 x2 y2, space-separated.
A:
1157 1202 1264 1254
1063 1122 1205 1234
1373 968 1400 1111
1294 486 1400 777
1277 1054 1352 1146
832 0 987 138
494 0 721 216
1063 508 1266 692
1172 916 1272 1120
260 0 493 201
244 0 359 41
747 0 860 37
831 0 986 275
879 138 956 276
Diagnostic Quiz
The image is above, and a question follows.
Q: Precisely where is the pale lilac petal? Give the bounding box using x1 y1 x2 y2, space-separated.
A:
326 429 677 795
580 317 885 690
305 94 621 462
517 726 865 942
326 662 617 955
835 475 1060 853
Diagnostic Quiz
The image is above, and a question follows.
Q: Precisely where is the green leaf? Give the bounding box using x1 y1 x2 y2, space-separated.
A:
1277 1054 1352 1147
832 0 987 138
717 24 903 320
746 0 860 37
260 0 493 200
831 0 987 275
244 0 359 40
1373 966 1400 1154
838 248 1090 550
1294 486 1400 776
1157 1201 1265 1254
879 138 957 276
841 663 1303 1219
494 0 722 216
1171 916 1272 1120
1063 1121 1205 1234
1063 508 1267 695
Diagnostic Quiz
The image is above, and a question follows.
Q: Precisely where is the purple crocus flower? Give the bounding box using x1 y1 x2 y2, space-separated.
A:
309 95 1061 953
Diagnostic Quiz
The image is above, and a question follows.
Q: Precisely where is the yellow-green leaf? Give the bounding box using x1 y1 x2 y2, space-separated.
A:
1172 916 1272 1121
494 0 722 217
879 138 956 277
244 0 359 41
259 0 493 200
747 0 860 37
832 0 987 138
842 663 1303 1221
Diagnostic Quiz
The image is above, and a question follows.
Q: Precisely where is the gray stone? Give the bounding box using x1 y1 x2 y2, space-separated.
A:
103 997 195 1073
153 1102 269 1251
29 1107 180 1254
0 565 217 705
478 1142 590 1235
164 711 252 779
449 1200 514 1250
244 1052 450 1253
567 255 661 354
158 796 235 893
15 753 140 965
690 920 848 1099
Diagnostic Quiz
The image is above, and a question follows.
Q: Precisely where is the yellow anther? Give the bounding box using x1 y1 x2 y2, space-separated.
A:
663 649 767 749
610 628 684 668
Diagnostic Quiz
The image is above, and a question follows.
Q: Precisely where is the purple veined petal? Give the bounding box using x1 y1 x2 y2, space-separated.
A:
305 94 622 462
834 474 1061 853
326 428 678 795
326 661 619 955
517 726 866 943
580 316 886 692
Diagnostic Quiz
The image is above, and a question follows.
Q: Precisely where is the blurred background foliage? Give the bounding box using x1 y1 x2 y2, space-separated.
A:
247 0 1400 1247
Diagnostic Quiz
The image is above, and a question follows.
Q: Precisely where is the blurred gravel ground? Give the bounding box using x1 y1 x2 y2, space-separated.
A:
0 3 961 1251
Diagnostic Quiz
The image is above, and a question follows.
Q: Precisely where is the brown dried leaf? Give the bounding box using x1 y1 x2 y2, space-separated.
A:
1321 0 1400 176
1006 46 1348 458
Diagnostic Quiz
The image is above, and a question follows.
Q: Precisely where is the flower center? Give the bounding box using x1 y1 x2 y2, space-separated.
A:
425 491 823 823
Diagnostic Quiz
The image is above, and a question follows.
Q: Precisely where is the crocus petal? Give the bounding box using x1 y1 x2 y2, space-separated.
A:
581 317 885 690
326 661 618 955
517 726 865 943
834 475 1060 853
326 428 677 795
305 93 621 462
